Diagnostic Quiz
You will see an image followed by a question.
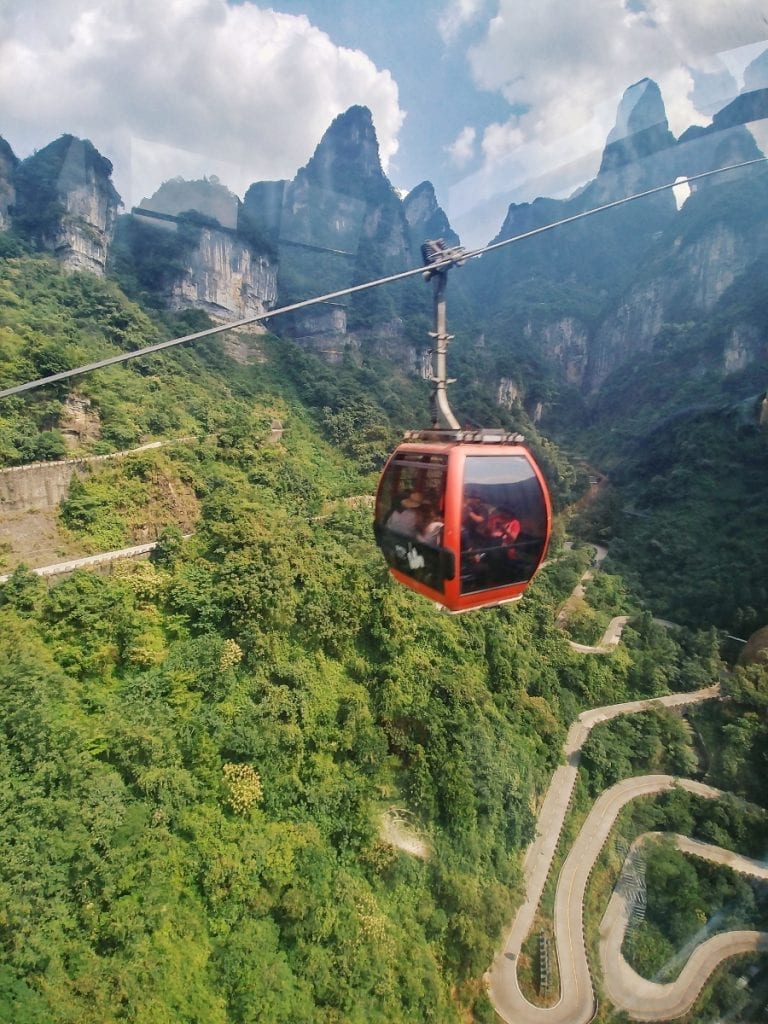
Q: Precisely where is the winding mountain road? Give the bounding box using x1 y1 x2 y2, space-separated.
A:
2 491 766 1017
487 684 768 1019
600 832 768 1020
567 615 630 654
557 545 633 654
489 544 767 1020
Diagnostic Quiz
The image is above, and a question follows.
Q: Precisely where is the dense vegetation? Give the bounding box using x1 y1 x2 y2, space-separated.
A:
0 441 612 1019
624 836 768 982
1 246 766 1021
577 678 768 1024
571 406 768 635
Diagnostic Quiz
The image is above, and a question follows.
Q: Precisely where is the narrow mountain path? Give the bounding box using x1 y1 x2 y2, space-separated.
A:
0 541 163 584
555 543 633 652
567 614 630 653
0 437 197 569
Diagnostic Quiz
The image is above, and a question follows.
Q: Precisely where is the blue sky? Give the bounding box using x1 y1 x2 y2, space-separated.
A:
267 0 512 187
1 1 767 246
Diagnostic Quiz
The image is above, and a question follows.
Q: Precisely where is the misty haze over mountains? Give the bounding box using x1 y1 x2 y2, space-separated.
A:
1 65 767 436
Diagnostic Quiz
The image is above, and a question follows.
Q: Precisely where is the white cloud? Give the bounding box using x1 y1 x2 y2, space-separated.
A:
0 0 405 208
439 0 487 44
480 120 524 163
446 126 477 168
463 0 768 195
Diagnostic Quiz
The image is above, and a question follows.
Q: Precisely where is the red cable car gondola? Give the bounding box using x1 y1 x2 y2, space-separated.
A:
373 241 552 612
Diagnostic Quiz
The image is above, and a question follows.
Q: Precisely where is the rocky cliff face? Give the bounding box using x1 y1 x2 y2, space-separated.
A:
128 175 278 323
114 108 421 344
0 137 18 231
536 318 590 387
284 303 349 362
166 225 277 321
468 72 768 408
12 135 121 275
7 78 766 400
4 111 457 367
723 324 765 374
58 393 102 449
585 187 767 390
403 181 460 252
250 106 420 354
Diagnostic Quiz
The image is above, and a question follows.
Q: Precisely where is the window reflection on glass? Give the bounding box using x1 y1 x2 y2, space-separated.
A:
460 455 548 595
374 452 451 592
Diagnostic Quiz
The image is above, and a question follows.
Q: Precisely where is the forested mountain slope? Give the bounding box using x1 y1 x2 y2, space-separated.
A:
561 164 768 636
2 246 765 1022
574 399 768 637
2 57 768 1018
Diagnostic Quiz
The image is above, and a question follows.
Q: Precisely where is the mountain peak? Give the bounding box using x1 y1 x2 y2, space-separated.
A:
300 105 389 199
607 78 669 144
743 48 768 92
329 104 375 132
139 175 240 229
600 78 675 173
402 181 460 249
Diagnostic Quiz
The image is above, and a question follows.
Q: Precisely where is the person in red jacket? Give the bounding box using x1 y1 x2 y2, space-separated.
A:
486 510 521 552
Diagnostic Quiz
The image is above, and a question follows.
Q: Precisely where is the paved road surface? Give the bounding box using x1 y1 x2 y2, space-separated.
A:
567 615 630 654
486 686 768 1024
600 832 768 1020
556 544 627 652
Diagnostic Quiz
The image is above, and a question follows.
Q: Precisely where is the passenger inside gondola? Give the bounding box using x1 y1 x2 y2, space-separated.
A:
459 454 548 595
385 490 423 536
460 496 491 587
417 500 443 545
487 509 521 549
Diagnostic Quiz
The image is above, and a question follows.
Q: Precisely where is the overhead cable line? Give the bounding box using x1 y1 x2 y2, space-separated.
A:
1 155 765 401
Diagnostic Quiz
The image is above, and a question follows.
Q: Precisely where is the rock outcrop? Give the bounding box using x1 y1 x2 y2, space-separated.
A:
0 136 18 231
127 177 278 323
403 181 460 253
164 223 276 322
537 318 590 387
283 303 349 362
12 135 121 275
58 393 102 450
279 105 409 267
